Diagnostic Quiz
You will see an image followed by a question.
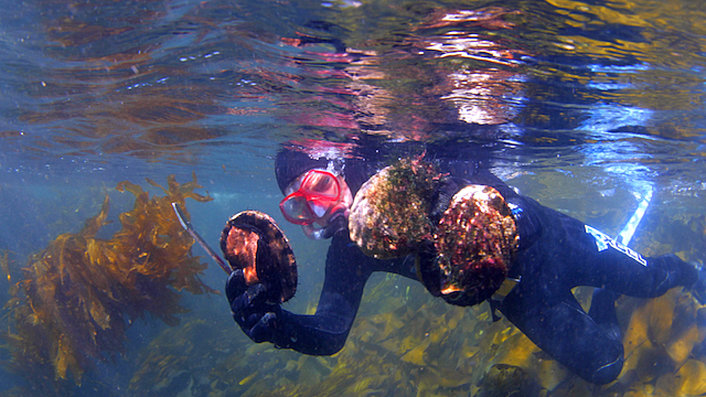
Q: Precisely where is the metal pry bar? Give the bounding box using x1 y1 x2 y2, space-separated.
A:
171 202 231 274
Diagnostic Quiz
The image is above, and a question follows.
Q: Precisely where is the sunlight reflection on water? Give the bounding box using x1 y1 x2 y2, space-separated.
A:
0 0 704 395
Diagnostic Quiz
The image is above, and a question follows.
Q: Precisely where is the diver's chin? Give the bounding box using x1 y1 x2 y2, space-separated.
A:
302 212 348 240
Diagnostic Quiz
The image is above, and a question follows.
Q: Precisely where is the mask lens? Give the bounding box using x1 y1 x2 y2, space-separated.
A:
308 201 329 218
279 194 313 225
302 171 340 198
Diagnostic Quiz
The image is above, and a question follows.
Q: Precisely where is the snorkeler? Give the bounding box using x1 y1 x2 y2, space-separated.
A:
223 139 706 385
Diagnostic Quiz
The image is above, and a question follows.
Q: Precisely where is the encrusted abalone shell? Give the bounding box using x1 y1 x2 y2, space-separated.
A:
220 210 297 303
348 159 439 259
434 185 518 306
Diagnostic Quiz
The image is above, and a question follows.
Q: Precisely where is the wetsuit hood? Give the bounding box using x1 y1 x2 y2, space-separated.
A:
275 149 332 194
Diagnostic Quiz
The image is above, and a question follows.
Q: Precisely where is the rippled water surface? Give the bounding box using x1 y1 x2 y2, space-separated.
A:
1 0 705 395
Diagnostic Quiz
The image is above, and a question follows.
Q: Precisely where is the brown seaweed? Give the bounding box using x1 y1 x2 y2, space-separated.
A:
126 271 706 397
125 205 706 396
2 174 214 388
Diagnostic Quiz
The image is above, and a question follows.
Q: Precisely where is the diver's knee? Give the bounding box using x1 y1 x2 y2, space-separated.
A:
590 354 623 384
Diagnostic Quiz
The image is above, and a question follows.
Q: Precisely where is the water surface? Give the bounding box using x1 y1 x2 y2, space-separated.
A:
0 0 704 395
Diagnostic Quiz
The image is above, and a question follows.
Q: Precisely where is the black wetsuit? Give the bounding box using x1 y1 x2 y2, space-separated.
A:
227 143 696 385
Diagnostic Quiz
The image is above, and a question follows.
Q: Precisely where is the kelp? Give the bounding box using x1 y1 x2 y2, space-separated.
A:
0 250 9 282
0 250 18 297
127 275 706 397
128 318 228 396
2 174 214 389
124 211 706 397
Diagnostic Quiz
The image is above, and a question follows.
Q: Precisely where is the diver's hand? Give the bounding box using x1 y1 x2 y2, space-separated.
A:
226 270 281 343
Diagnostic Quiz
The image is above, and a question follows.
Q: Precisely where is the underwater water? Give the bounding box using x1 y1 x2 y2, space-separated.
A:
0 0 705 395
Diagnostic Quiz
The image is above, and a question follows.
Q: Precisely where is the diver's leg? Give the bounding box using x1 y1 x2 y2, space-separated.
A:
501 289 623 384
579 250 696 299
588 288 621 341
554 211 697 298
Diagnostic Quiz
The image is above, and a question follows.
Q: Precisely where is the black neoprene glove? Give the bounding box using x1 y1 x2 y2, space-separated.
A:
226 269 282 343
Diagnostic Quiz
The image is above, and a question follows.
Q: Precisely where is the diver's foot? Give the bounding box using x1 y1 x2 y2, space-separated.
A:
689 261 706 305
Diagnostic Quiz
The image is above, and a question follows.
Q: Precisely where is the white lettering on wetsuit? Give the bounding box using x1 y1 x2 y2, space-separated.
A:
584 225 647 267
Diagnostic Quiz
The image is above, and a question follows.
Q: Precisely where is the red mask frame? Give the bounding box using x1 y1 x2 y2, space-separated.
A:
279 169 343 226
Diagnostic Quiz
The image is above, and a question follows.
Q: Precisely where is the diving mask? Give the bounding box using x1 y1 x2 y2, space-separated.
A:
279 169 352 239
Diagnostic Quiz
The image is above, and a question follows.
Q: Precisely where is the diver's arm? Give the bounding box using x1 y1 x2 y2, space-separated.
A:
227 232 374 355
270 233 374 354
